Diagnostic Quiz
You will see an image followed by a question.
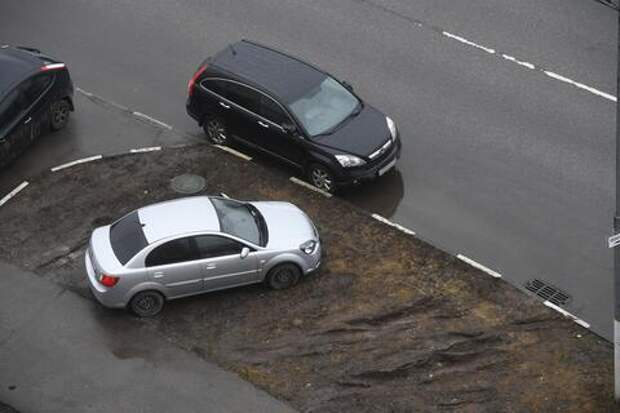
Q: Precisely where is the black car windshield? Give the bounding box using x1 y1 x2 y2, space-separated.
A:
110 211 148 265
211 198 267 246
288 77 360 137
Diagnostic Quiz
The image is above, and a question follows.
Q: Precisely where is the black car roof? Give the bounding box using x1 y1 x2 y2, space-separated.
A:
211 40 327 104
0 47 41 96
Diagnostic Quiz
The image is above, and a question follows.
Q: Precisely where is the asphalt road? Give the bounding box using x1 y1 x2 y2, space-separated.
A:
0 1 616 339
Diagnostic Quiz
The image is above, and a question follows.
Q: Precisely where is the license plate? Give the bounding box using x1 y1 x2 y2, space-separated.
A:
378 159 397 176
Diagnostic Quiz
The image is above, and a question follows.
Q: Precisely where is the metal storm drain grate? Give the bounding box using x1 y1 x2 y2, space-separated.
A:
170 174 206 194
524 279 571 306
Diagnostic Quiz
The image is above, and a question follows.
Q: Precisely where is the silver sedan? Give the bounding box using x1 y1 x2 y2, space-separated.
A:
85 196 321 316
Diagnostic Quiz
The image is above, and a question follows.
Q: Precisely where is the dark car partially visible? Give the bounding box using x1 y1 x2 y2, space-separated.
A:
0 45 74 168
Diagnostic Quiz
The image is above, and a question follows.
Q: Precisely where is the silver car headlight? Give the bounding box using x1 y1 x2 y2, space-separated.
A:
335 154 366 168
386 116 397 141
300 240 318 255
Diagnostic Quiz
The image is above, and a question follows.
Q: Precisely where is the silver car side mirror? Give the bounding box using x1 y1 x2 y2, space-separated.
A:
240 247 250 259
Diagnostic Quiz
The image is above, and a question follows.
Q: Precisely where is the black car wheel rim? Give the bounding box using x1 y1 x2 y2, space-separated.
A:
53 105 69 127
311 168 332 192
207 120 227 144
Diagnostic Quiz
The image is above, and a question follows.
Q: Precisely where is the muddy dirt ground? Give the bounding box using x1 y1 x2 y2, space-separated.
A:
0 144 614 412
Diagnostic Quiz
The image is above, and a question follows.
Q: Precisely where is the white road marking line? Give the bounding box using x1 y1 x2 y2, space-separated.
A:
213 145 252 161
543 71 617 102
289 177 332 198
371 214 416 236
456 254 502 278
442 31 495 54
501 54 535 70
132 111 173 130
0 181 29 207
75 87 93 97
50 155 103 172
130 146 162 153
543 301 591 329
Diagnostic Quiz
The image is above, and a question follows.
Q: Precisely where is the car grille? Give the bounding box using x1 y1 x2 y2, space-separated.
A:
367 138 394 165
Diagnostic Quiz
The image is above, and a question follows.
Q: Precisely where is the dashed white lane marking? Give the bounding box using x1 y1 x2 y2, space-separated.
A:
51 155 103 172
213 145 252 161
289 177 332 198
442 31 495 54
543 301 591 329
371 214 416 236
501 54 535 70
132 111 173 130
130 146 162 153
543 71 617 102
0 181 29 207
456 254 502 278
75 86 93 97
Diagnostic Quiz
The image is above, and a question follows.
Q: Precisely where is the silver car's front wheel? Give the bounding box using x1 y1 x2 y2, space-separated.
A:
266 263 302 290
204 117 228 145
129 290 164 317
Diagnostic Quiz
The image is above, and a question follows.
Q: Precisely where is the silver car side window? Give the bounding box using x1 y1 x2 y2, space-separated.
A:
145 237 197 267
194 235 243 259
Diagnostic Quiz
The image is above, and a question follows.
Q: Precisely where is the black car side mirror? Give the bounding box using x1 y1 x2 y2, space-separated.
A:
281 122 297 135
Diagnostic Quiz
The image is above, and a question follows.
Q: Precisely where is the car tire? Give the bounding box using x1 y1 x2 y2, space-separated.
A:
129 290 165 317
307 163 335 193
203 116 228 145
49 99 71 131
266 263 302 290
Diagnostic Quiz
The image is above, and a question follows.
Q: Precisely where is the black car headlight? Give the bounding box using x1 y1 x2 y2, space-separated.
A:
335 154 366 168
386 116 397 141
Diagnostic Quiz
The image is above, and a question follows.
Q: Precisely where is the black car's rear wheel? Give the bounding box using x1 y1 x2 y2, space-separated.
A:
129 290 165 317
203 117 228 145
266 263 302 290
50 99 71 131
308 164 335 193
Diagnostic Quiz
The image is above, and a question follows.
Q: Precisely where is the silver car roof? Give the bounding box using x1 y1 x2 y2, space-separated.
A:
137 196 220 243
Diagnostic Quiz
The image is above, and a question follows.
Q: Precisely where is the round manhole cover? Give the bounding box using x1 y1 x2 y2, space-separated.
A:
170 174 206 194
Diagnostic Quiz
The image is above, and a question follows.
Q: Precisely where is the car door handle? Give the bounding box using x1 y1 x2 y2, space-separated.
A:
257 121 269 128
219 102 231 109
205 264 217 270
24 117 32 125
153 271 165 278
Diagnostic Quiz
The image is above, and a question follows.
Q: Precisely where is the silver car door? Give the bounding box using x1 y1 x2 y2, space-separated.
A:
193 235 259 291
145 237 203 298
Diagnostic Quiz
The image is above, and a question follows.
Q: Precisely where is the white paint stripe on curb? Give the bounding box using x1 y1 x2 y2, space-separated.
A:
543 71 617 102
51 155 103 172
213 145 252 161
75 87 93 97
289 177 332 198
456 254 502 278
371 214 416 236
0 181 29 207
132 112 173 130
442 31 495 54
501 54 535 70
543 301 591 329
130 146 162 153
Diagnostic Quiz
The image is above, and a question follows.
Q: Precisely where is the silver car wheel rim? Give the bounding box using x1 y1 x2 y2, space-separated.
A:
274 268 294 287
311 168 332 192
207 120 227 144
136 295 157 313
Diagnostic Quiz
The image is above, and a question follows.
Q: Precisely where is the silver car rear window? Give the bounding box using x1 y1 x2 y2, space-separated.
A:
110 211 148 265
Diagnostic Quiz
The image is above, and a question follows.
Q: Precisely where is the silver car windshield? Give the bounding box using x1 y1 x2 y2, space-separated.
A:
288 77 360 137
210 198 267 246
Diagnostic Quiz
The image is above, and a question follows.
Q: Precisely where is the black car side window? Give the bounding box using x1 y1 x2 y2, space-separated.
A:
193 235 243 259
145 237 198 267
22 74 53 107
259 95 288 126
202 79 229 99
224 82 261 114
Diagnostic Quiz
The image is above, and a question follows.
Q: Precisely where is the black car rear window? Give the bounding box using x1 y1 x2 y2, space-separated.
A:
110 211 148 265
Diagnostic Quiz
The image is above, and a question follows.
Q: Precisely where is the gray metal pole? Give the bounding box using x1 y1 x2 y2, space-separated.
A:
615 8 620 403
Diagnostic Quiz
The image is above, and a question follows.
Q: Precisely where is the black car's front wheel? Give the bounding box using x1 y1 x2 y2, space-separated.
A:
50 99 71 131
308 163 335 193
266 263 302 290
203 116 228 145
129 290 165 317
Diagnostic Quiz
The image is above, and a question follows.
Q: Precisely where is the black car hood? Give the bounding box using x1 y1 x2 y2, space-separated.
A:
312 105 390 158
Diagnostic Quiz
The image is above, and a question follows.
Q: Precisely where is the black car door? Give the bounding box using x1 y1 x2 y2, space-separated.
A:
0 88 21 167
21 74 54 146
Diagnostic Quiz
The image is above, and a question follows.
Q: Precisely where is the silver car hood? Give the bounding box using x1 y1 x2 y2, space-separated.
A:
251 202 317 250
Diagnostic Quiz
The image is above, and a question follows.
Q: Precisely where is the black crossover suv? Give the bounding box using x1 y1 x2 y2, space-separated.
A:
186 40 401 193
0 45 74 168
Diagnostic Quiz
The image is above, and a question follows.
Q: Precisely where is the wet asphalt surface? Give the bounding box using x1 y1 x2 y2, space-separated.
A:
0 1 617 340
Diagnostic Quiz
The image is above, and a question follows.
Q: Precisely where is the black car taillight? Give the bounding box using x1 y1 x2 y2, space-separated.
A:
188 65 208 97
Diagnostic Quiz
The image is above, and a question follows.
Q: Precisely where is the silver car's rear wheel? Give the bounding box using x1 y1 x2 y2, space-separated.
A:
266 263 302 290
129 290 165 317
203 117 228 145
